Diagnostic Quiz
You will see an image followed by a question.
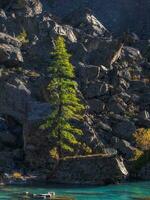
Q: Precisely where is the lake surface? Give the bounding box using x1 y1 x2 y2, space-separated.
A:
0 181 150 200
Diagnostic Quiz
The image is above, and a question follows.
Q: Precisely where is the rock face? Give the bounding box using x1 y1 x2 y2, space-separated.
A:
0 32 23 66
0 0 150 183
138 163 150 180
49 0 150 38
50 155 128 185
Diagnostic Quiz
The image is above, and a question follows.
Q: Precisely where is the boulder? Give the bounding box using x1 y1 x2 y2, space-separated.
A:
0 81 31 123
139 111 150 120
53 24 77 43
0 32 21 48
111 137 136 159
129 81 149 93
84 82 109 98
109 102 125 114
80 63 100 81
78 63 108 84
95 120 112 132
0 10 7 33
121 46 143 66
50 154 128 185
88 99 105 114
0 32 23 66
39 14 77 43
0 43 23 66
113 121 136 141
86 39 123 66
11 0 42 17
63 8 110 37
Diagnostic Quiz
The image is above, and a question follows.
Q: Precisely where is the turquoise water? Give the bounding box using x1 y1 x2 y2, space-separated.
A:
0 181 150 200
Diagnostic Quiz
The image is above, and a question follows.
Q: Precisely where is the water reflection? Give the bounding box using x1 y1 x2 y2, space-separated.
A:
0 181 150 200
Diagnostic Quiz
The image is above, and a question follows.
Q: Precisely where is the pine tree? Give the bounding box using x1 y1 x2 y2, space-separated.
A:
43 36 85 159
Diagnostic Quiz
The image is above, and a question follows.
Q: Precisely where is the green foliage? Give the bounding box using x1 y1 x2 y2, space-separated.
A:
17 29 29 44
42 36 85 158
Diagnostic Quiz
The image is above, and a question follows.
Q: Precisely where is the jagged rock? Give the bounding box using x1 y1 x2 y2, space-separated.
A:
39 13 77 43
121 46 143 66
111 137 136 159
123 32 140 46
53 24 77 43
50 155 128 185
0 43 23 66
0 32 23 66
78 63 100 82
9 0 43 17
119 92 131 103
108 101 125 114
78 63 108 84
0 32 21 47
95 120 112 132
48 0 150 39
0 9 7 32
113 121 136 141
63 8 110 37
0 80 31 122
84 82 109 98
129 81 149 93
86 39 123 66
88 99 105 114
130 94 140 103
139 111 150 120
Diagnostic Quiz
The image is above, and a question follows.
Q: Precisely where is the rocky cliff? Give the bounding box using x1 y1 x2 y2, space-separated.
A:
0 0 150 185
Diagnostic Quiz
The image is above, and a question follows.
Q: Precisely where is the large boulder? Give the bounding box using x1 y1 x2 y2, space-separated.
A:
84 82 110 98
86 39 123 66
63 8 110 37
0 44 23 66
0 32 23 66
113 121 136 141
49 0 150 39
50 154 128 185
121 46 143 66
7 0 43 17
111 137 137 159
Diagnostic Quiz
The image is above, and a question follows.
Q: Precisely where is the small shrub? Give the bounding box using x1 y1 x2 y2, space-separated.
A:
134 128 150 150
133 150 150 171
17 29 29 44
12 172 23 179
132 148 144 161
49 148 59 159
